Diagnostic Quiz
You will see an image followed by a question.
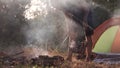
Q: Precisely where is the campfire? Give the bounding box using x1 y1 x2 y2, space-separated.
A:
31 55 64 67
0 47 65 67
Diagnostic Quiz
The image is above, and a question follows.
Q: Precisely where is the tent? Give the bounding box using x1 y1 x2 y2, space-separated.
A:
93 25 120 53
92 17 120 52
92 17 120 64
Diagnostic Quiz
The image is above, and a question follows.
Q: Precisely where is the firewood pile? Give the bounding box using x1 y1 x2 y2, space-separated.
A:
0 52 64 67
31 55 64 67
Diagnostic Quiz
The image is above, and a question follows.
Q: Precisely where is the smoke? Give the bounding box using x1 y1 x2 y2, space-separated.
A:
22 0 92 56
0 0 61 55
0 0 65 57
23 45 49 58
0 0 92 57
23 0 66 56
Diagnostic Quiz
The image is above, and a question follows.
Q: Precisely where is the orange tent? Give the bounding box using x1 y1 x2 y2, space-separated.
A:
92 17 120 54
92 17 120 48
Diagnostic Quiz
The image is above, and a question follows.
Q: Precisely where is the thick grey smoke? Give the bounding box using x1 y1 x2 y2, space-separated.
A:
0 0 66 55
24 12 65 48
0 0 92 56
23 0 91 52
23 0 66 56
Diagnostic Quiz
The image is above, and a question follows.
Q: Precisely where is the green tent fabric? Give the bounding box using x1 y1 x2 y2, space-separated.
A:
92 26 119 53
